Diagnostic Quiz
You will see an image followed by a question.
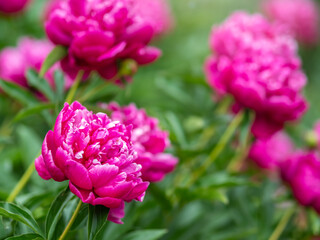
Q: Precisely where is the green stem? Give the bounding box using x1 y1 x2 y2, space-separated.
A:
7 161 36 202
268 208 294 240
78 81 111 103
190 111 244 185
59 200 82 240
65 70 84 104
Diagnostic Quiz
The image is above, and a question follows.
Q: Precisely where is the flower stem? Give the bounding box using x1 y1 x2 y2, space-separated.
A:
78 81 111 103
268 208 294 240
65 70 84 104
7 161 36 202
190 111 244 185
59 200 82 240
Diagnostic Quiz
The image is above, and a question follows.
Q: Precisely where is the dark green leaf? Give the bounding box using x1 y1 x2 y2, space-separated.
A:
14 103 55 122
26 69 55 102
5 233 44 240
88 205 110 240
0 79 38 106
0 202 43 236
175 187 228 204
45 187 73 240
121 229 167 240
54 70 65 104
39 45 67 77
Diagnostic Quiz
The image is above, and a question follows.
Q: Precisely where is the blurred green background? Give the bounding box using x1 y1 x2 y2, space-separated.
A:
1 0 320 239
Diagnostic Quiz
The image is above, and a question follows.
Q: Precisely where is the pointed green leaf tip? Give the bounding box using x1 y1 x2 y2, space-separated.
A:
39 45 68 78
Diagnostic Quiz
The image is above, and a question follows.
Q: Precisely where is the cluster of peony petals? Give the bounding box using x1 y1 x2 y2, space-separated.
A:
0 0 30 14
0 37 72 93
45 0 161 82
263 0 319 45
249 132 293 170
100 102 178 182
205 12 308 139
131 0 173 36
279 152 320 213
35 102 149 224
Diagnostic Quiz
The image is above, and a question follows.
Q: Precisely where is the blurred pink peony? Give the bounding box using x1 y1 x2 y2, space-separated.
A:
0 37 71 92
0 0 30 14
263 0 319 45
100 102 178 182
280 152 320 213
204 12 308 139
132 0 173 36
249 132 293 170
35 102 149 224
45 0 161 82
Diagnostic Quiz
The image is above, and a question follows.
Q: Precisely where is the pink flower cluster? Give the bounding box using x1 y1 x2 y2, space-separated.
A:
205 12 308 139
35 102 149 224
0 0 30 14
279 152 320 214
131 0 173 36
45 0 161 81
0 38 71 93
263 0 319 45
101 102 178 182
249 132 293 170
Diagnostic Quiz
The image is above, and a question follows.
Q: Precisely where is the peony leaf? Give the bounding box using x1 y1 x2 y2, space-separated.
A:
26 69 55 102
45 187 74 240
88 205 110 240
5 233 44 240
14 103 55 122
121 229 168 240
0 79 38 106
0 202 43 237
54 70 65 105
39 45 67 78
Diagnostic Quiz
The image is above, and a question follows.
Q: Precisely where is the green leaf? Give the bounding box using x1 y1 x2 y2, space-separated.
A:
88 205 110 240
0 79 38 106
0 202 43 236
45 187 74 240
26 69 55 102
121 229 168 240
54 70 65 104
198 173 251 188
14 103 55 122
39 45 67 77
6 233 44 240
175 187 228 204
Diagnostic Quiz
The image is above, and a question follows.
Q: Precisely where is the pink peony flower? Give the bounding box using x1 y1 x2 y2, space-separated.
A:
100 102 178 182
0 37 72 93
280 152 320 213
249 132 293 170
45 0 161 82
35 102 149 224
132 0 173 36
204 12 308 139
263 0 319 45
0 0 30 14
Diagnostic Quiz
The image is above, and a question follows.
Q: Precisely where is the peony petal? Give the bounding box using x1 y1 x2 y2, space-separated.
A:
89 164 119 188
95 181 133 198
35 156 52 180
107 202 125 224
92 197 122 209
69 182 95 204
65 160 92 190
124 182 149 202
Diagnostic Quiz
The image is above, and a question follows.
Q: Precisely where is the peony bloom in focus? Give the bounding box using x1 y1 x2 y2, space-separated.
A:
204 12 308 139
0 37 71 93
280 152 320 213
249 132 293 170
35 102 149 224
0 0 30 14
132 0 173 36
263 0 319 45
100 102 178 182
45 0 161 82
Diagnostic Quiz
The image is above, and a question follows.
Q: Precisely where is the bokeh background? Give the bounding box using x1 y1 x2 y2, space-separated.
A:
1 0 320 239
